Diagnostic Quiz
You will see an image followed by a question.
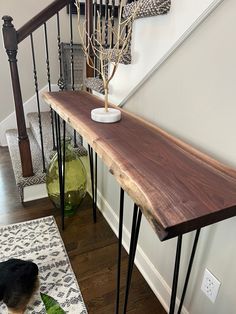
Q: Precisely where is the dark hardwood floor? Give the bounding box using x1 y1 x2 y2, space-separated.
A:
0 146 166 314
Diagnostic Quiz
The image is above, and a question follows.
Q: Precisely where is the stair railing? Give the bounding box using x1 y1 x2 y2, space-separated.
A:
2 0 118 178
1 0 79 177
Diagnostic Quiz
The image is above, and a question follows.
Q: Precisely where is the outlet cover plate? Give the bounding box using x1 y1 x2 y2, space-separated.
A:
201 268 221 303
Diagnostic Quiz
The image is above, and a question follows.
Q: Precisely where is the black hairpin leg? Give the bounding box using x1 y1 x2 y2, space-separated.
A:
115 188 124 314
169 235 183 314
88 144 97 223
177 229 201 314
54 112 65 230
62 121 66 230
95 151 97 222
123 205 142 313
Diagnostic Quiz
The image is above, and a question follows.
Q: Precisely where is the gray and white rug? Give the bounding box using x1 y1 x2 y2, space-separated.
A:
0 216 87 314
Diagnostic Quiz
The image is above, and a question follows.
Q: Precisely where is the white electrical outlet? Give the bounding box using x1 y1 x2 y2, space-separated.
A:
201 268 221 303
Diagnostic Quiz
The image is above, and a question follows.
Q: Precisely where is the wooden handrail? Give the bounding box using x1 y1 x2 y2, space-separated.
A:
17 0 70 43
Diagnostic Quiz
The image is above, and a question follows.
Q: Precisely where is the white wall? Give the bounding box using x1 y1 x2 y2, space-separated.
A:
108 0 223 106
0 1 80 124
97 0 236 313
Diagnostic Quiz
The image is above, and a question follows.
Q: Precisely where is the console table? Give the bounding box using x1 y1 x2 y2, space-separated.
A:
43 90 236 314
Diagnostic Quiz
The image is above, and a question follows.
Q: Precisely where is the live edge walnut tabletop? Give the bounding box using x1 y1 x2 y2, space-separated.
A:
43 90 236 241
43 90 236 314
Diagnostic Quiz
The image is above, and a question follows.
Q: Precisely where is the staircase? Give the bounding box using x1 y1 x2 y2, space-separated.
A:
6 111 87 202
2 0 221 201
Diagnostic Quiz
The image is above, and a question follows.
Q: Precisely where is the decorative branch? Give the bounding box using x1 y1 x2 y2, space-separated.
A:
76 0 140 111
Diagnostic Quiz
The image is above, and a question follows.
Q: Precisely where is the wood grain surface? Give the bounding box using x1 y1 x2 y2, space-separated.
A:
43 91 236 241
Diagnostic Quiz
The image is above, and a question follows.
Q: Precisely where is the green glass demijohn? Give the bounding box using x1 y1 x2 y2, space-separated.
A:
46 137 87 216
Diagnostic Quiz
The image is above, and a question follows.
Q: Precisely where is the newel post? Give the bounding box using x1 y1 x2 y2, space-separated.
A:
2 16 34 177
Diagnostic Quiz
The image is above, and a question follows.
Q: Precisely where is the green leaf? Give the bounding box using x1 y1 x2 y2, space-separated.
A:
40 293 66 314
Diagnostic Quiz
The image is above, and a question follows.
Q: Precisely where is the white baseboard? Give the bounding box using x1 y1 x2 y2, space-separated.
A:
0 84 58 146
117 0 224 107
96 189 189 314
23 183 48 202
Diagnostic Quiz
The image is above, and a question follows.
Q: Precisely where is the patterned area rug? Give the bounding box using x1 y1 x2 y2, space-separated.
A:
0 216 87 314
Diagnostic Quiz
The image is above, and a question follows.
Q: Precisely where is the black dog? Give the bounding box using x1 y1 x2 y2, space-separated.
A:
0 259 39 314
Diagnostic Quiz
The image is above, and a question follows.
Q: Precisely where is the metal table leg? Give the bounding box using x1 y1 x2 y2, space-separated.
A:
88 144 97 223
177 229 201 314
54 112 65 230
115 188 124 314
169 229 201 314
123 205 142 313
169 235 182 314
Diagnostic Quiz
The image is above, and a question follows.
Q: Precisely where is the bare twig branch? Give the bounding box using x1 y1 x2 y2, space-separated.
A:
76 0 139 111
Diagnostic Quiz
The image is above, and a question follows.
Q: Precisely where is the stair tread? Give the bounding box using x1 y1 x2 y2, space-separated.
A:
6 128 46 199
27 111 87 165
27 112 54 164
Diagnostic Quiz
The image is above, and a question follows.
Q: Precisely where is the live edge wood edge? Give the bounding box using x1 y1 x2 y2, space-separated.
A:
42 91 236 242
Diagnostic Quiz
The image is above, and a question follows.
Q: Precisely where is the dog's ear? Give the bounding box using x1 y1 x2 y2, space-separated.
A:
19 261 38 282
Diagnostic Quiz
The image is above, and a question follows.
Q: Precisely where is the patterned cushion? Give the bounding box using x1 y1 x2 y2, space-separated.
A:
123 0 171 20
104 48 132 65
85 77 105 94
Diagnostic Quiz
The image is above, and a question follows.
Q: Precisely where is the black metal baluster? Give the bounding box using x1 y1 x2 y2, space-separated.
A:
69 2 78 148
118 0 123 46
44 22 56 151
94 0 98 32
44 23 51 92
111 0 115 47
69 2 75 92
94 0 98 75
57 12 64 91
105 0 109 48
30 33 46 172
169 235 183 314
123 205 142 313
115 187 124 314
99 0 102 33
98 0 103 75
177 229 201 314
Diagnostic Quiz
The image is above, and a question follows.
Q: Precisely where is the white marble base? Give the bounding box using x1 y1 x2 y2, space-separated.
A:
91 107 121 123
